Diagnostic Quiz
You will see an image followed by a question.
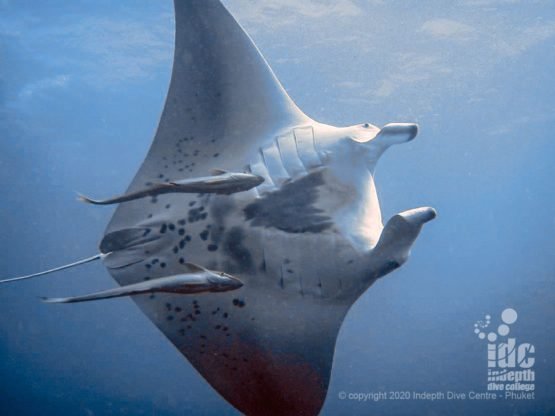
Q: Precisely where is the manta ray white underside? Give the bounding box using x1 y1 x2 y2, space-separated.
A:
11 1 437 415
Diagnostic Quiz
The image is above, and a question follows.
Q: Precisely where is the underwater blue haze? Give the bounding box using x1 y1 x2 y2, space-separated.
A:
0 0 554 415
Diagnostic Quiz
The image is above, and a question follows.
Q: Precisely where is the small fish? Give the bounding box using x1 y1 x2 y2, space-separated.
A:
41 263 243 304
78 170 265 205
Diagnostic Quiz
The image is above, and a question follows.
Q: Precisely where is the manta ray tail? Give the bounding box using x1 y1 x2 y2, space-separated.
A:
77 193 106 205
0 253 109 284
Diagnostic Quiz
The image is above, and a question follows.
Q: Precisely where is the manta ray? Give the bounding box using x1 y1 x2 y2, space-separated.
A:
3 1 437 415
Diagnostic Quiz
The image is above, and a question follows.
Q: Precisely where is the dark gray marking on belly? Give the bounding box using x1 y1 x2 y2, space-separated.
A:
223 227 253 271
243 170 332 233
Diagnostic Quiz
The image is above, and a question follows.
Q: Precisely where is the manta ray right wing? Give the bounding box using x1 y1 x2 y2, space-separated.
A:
106 0 310 232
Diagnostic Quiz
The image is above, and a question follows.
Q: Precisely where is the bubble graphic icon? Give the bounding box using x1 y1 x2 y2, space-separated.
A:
498 324 510 336
501 308 518 325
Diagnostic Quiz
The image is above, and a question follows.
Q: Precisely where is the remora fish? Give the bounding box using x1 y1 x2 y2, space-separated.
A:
42 263 243 304
78 170 264 205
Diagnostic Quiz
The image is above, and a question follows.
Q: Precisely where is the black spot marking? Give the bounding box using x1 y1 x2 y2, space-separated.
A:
168 224 175 231
213 153 220 158
188 207 208 223
178 228 185 236
223 313 229 319
160 224 167 234
200 230 209 241
167 316 174 321
232 299 246 308
179 257 186 264
160 262 166 268
207 244 218 252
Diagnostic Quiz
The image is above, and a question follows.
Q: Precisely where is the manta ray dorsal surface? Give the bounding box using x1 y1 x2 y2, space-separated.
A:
95 1 437 415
